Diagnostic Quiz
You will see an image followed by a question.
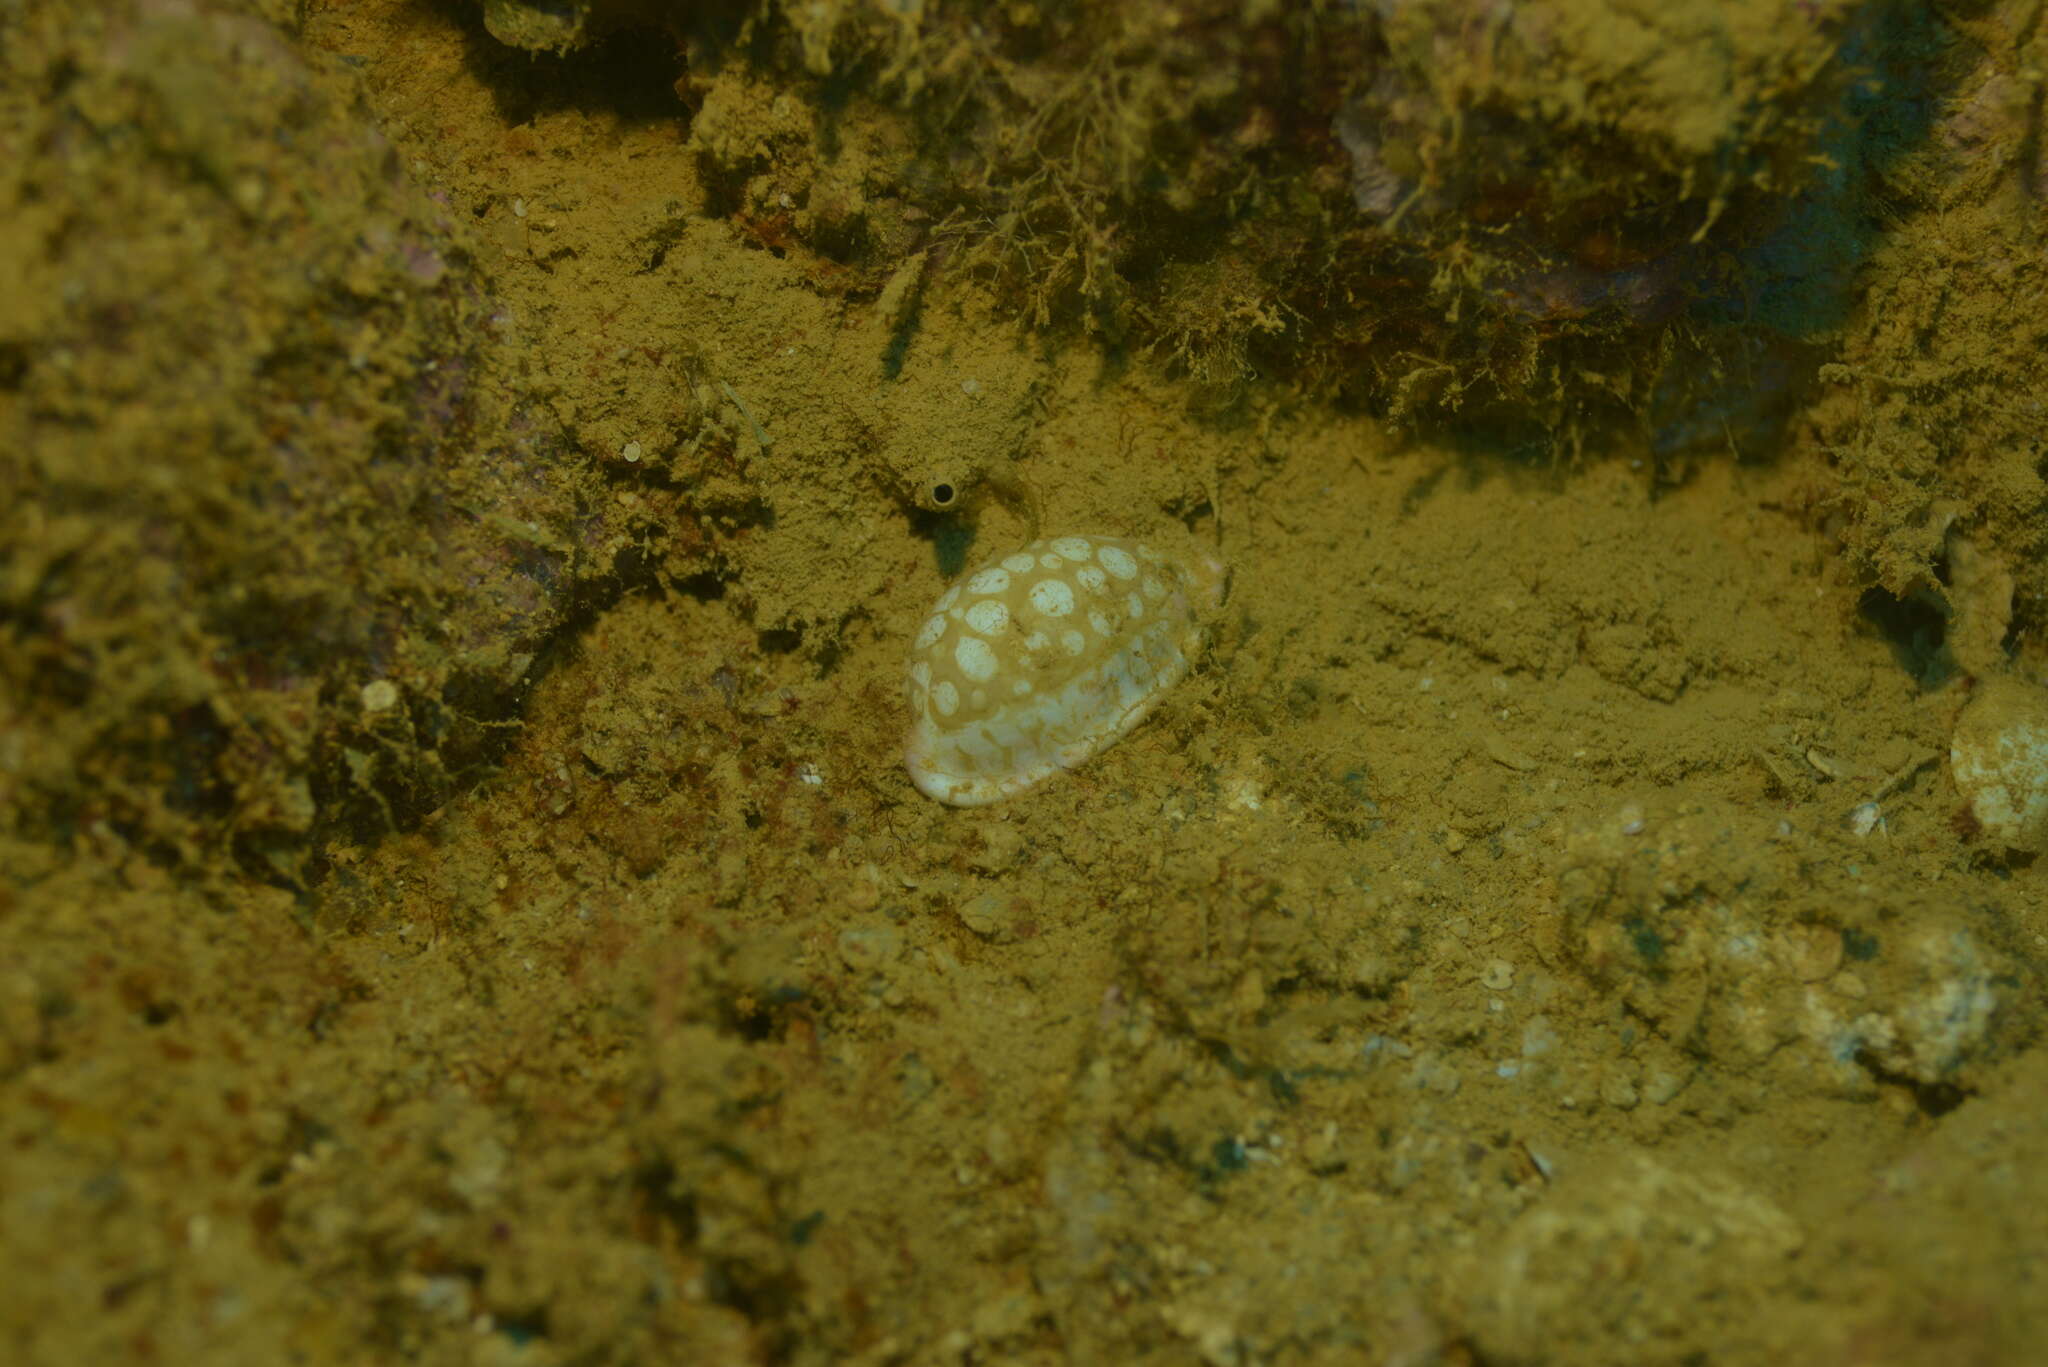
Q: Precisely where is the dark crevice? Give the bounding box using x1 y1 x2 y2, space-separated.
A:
632 1159 702 1241
301 540 664 886
1857 583 1953 689
0 340 29 390
424 0 694 131
1855 1048 1973 1119
673 569 728 601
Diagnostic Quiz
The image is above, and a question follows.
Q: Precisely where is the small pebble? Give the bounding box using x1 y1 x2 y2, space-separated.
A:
1949 674 2048 852
956 891 1034 942
1644 1066 1691 1105
836 923 901 971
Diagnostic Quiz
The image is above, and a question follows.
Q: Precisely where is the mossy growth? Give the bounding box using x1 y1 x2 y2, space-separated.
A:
0 3 707 887
583 0 1929 458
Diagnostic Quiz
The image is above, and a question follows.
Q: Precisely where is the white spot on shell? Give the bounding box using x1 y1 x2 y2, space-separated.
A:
1002 553 1036 573
1051 536 1092 560
1126 593 1144 619
967 568 1009 596
936 584 961 611
1089 609 1114 637
1011 678 1032 696
1060 628 1086 656
1098 545 1137 579
955 634 998 683
1142 576 1166 602
1076 566 1108 594
966 599 1009 635
916 615 947 650
1030 579 1076 617
933 680 959 716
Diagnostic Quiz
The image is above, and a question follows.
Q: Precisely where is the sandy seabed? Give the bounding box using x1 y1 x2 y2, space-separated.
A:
3 2 2046 1363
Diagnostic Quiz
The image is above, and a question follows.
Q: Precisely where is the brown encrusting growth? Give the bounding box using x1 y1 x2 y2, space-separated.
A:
3 1 2047 1363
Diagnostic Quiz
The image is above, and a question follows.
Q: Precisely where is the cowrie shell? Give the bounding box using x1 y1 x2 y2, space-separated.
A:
904 534 1222 806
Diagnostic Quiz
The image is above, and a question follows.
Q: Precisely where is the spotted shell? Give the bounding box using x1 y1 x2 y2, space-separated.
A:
904 534 1223 806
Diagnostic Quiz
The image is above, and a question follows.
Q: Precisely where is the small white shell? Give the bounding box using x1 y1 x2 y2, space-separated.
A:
1950 674 2048 852
904 534 1223 806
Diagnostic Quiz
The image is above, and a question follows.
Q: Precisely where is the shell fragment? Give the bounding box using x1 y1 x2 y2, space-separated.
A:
904 534 1222 806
